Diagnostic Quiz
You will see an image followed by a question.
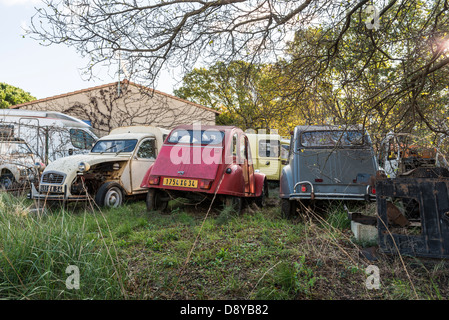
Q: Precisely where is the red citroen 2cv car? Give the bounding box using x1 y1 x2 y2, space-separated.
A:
140 125 268 213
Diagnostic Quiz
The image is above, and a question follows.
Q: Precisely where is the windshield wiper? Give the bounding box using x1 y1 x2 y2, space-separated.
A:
115 147 132 155
100 144 117 154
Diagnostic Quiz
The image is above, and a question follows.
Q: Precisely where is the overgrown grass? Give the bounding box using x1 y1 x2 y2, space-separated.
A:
1 190 448 300
0 193 125 299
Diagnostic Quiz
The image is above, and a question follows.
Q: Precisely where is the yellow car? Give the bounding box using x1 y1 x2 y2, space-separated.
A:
247 133 290 181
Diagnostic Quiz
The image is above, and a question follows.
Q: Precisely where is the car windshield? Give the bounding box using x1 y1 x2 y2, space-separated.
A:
0 141 33 155
91 139 138 153
167 129 224 145
300 130 365 147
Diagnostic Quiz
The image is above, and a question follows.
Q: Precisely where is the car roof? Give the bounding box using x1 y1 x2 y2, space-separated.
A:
0 109 92 128
109 125 170 135
295 124 366 132
99 132 156 141
171 124 239 132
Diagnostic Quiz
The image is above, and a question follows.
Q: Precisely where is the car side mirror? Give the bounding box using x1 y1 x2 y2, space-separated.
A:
68 148 73 155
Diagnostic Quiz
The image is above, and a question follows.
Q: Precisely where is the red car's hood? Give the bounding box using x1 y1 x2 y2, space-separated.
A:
151 144 222 179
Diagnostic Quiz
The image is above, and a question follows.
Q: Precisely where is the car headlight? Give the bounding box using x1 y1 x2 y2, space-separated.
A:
78 162 90 173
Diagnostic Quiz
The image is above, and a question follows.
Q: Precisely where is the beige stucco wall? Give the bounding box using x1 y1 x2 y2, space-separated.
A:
17 82 217 136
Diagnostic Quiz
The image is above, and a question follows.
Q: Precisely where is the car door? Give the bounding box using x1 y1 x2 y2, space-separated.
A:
245 135 256 194
257 137 280 180
131 138 157 192
239 134 251 194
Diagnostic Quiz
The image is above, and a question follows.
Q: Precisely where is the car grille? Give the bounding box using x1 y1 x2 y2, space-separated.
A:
41 172 65 184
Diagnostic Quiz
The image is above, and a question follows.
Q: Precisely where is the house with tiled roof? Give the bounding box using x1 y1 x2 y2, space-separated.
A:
10 79 220 136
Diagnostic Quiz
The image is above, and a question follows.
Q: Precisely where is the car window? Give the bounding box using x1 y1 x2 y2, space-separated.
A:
167 129 224 145
91 139 138 153
300 130 365 147
0 125 14 139
246 136 253 164
232 134 238 156
70 129 97 150
259 139 280 157
137 139 156 159
240 135 247 160
281 143 289 159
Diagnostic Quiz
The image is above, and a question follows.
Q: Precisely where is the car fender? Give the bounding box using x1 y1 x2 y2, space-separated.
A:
254 172 266 197
140 164 155 188
0 165 19 181
217 164 245 195
279 164 294 198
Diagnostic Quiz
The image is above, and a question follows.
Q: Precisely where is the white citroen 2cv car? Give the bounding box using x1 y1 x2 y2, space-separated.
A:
30 126 169 208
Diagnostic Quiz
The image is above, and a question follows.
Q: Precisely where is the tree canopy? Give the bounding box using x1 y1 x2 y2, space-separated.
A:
27 0 449 146
0 83 36 109
174 61 298 132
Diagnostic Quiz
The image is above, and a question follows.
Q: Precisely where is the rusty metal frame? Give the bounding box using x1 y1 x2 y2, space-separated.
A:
376 168 449 259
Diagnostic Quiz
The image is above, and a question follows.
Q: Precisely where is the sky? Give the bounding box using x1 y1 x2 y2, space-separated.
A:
0 0 176 100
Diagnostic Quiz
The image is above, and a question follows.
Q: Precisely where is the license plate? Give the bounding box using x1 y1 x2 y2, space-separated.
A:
39 184 64 193
163 178 198 188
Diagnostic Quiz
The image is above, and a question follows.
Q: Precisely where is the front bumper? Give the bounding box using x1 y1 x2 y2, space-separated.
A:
28 184 88 202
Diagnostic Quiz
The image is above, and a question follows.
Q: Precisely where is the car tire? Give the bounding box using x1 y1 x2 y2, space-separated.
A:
95 182 124 208
0 174 15 190
46 200 65 212
225 196 242 214
281 198 296 219
255 180 268 208
146 189 169 212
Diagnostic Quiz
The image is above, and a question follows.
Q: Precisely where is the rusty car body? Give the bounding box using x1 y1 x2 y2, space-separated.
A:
29 126 168 208
0 138 42 191
140 125 268 213
279 125 378 218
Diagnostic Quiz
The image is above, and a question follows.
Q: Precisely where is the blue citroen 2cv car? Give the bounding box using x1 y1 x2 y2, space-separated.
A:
279 125 378 218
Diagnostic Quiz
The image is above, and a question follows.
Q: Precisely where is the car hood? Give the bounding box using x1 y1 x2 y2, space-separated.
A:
0 155 38 169
44 154 130 175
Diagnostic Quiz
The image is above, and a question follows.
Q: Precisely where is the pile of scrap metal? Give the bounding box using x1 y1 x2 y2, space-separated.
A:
378 132 447 178
349 167 449 259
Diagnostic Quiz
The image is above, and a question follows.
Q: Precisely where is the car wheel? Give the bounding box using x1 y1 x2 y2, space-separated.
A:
225 196 242 214
45 200 65 212
281 198 296 219
0 174 15 190
146 189 169 212
255 180 269 207
95 182 124 208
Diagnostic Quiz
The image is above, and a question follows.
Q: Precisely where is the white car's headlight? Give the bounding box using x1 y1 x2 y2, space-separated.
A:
78 162 90 173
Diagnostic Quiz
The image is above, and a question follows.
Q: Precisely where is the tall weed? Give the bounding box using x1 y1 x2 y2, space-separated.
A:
0 194 125 299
